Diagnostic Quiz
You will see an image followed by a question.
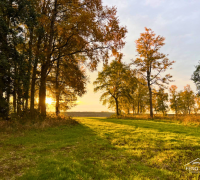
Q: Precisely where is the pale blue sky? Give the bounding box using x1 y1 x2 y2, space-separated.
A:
69 0 200 112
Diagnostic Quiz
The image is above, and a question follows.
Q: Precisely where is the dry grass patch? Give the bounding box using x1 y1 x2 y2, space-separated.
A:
110 114 200 127
0 113 78 134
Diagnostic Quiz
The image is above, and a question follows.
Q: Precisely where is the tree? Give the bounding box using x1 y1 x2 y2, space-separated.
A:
133 27 174 118
134 76 149 114
179 84 195 114
30 0 127 116
93 60 130 116
170 84 195 115
47 54 87 116
154 88 168 116
120 74 148 115
0 0 32 116
0 0 127 119
194 95 200 114
192 61 200 95
118 69 138 114
169 85 180 115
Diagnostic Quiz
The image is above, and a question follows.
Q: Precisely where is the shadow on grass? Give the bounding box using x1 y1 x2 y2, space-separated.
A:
92 117 200 138
1 123 178 180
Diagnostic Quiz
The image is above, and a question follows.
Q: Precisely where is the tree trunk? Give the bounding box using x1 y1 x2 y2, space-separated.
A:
39 0 58 116
13 89 16 113
115 98 119 116
17 91 21 114
4 0 11 116
0 80 2 98
137 99 140 114
6 67 10 113
39 64 48 116
25 27 34 110
22 98 25 111
13 63 17 113
148 86 153 118
56 94 60 116
127 108 130 114
147 70 153 118
30 35 42 113
55 55 60 116
175 104 177 116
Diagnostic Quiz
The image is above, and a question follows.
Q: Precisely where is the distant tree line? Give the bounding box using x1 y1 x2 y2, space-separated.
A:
0 0 127 119
94 59 200 116
94 28 200 117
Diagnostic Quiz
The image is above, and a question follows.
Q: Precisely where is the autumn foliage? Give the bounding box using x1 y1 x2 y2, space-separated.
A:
94 28 198 118
133 27 175 118
0 0 127 118
1 0 200 121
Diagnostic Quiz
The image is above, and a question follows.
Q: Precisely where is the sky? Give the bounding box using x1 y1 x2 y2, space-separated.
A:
68 0 200 112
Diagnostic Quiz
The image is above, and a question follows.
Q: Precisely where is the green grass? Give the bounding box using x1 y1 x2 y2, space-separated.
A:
1 117 200 179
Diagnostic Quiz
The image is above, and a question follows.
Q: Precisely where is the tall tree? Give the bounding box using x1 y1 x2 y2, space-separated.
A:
23 0 38 110
0 0 31 116
94 60 129 116
34 0 127 115
133 27 174 118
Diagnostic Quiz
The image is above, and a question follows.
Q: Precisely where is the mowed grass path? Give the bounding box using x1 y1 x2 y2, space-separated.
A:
1 118 200 179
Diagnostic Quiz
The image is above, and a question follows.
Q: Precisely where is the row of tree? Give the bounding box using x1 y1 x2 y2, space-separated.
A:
94 60 199 116
0 0 127 118
94 28 200 117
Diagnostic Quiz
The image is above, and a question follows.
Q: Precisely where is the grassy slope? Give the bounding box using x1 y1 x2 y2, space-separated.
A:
1 118 200 179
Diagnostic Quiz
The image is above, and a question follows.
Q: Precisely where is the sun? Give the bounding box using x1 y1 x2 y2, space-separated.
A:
46 97 53 105
76 100 82 104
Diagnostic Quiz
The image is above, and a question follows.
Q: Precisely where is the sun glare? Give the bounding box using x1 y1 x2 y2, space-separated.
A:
46 97 53 105
76 101 81 104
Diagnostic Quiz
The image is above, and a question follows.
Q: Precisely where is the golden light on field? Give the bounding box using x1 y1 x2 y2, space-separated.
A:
46 97 53 105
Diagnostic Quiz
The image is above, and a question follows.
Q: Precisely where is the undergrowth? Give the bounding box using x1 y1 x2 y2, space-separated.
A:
0 110 78 134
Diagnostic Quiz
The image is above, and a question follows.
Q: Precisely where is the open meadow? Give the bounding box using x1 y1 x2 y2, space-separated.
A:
1 0 200 179
1 117 200 179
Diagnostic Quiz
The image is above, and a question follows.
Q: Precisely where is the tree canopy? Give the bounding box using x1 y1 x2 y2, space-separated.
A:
94 60 131 115
0 0 127 118
133 27 174 118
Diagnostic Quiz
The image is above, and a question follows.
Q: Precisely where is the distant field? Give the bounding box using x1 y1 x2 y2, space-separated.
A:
61 112 178 118
62 112 177 117
62 111 115 117
1 117 200 179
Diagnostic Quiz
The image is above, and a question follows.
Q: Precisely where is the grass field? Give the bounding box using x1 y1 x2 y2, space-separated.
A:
1 117 200 179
